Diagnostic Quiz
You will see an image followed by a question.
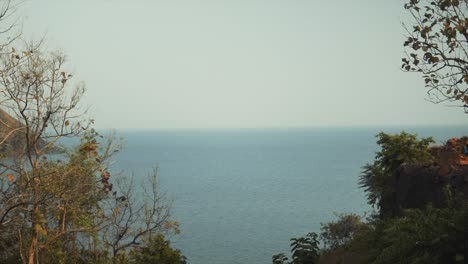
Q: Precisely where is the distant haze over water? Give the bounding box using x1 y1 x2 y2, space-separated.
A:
110 126 468 264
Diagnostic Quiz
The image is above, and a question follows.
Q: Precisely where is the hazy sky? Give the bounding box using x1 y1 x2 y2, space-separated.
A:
19 0 468 129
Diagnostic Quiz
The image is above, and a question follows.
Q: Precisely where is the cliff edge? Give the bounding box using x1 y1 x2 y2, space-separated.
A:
392 137 468 215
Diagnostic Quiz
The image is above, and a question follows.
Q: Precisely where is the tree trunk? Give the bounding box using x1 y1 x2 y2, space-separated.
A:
28 230 37 264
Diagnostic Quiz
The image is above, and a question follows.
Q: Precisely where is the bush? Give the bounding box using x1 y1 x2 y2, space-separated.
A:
130 234 186 264
320 213 368 250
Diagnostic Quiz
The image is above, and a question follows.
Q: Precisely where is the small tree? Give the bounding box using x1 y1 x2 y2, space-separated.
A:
0 43 179 264
272 253 289 264
320 213 368 250
272 232 320 264
359 132 433 217
0 3 180 264
0 44 98 264
100 169 177 261
129 234 185 264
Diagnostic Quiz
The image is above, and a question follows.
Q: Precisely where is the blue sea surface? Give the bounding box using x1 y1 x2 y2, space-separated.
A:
110 126 468 264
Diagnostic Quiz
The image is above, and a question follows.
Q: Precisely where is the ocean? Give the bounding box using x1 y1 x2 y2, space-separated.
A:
110 126 468 264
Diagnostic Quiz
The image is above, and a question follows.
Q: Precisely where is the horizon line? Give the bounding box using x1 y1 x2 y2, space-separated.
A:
92 123 468 131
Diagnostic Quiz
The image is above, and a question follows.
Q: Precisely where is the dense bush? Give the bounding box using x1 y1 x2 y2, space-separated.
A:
319 213 368 250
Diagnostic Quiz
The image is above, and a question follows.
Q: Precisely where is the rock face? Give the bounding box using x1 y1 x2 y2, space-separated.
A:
0 109 53 153
393 164 463 211
392 138 468 215
0 108 26 152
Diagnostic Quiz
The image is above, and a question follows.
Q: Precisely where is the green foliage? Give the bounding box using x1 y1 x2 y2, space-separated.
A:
272 253 289 264
272 233 320 264
291 233 320 264
402 0 468 108
129 234 185 264
369 203 468 264
359 132 434 217
320 213 368 250
0 45 180 262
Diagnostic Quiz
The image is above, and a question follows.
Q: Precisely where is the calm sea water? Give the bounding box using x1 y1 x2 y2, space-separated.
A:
109 126 468 264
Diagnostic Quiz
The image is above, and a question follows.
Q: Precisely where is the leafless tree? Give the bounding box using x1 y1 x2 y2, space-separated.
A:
100 168 176 261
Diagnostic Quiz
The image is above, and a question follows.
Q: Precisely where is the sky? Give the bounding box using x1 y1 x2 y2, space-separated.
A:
17 0 468 129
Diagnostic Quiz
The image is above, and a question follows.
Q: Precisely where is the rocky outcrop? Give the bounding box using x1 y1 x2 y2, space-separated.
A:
0 108 26 152
393 164 466 212
391 138 468 215
0 109 53 153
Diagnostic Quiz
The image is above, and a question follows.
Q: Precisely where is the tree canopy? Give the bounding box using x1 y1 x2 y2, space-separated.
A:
402 0 468 110
0 4 184 263
359 132 433 217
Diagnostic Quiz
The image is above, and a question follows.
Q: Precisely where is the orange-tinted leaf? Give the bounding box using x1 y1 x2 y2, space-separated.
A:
7 174 14 182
